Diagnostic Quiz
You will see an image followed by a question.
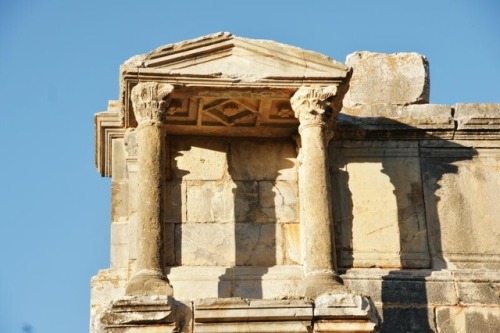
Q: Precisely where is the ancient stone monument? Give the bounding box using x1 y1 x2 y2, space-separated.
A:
92 32 500 332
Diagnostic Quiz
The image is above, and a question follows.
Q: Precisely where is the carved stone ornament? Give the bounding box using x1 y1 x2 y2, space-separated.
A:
290 85 338 128
131 82 174 125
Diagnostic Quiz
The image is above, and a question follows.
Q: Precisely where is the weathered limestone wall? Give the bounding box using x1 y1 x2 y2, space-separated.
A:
165 137 303 299
92 42 500 332
328 51 500 332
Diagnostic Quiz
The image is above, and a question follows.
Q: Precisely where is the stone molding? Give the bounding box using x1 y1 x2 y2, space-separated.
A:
194 296 378 333
97 295 378 333
95 100 125 177
131 82 174 126
336 103 500 140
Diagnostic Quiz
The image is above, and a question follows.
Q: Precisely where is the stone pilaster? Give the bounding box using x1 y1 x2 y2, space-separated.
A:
291 86 346 298
126 82 174 296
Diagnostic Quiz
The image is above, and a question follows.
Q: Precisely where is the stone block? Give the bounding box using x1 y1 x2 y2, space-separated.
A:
111 181 129 223
100 296 174 327
342 271 384 303
174 223 235 266
344 51 429 106
167 266 232 299
379 306 436 333
110 222 129 269
228 266 303 299
167 265 303 300
229 139 297 180
105 326 177 333
282 223 301 265
127 170 138 215
331 142 429 268
314 294 378 332
164 180 186 222
455 103 500 130
194 298 313 333
185 180 258 223
128 213 137 260
436 306 500 333
171 136 229 180
163 223 175 266
90 269 128 333
235 223 277 266
421 147 500 269
111 138 127 181
456 282 500 305
234 181 260 222
258 181 299 223
338 104 454 130
342 269 459 306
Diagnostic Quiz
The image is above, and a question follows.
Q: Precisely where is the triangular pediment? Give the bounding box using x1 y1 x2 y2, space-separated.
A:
122 32 348 83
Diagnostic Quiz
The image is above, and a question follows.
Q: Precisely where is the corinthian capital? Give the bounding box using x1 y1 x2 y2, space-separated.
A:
131 82 174 125
290 85 338 128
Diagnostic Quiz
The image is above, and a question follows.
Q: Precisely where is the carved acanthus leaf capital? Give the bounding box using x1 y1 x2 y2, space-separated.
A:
131 82 174 125
290 85 338 128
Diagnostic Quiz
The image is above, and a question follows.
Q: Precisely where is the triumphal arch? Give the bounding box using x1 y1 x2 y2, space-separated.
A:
92 33 500 332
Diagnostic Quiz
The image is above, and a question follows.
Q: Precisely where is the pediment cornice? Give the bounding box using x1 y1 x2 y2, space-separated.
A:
120 32 349 84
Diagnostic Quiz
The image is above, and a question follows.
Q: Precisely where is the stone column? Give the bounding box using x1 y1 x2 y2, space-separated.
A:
126 82 174 296
291 86 345 298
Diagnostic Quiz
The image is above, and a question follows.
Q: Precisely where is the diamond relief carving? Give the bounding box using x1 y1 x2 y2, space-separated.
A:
203 98 257 127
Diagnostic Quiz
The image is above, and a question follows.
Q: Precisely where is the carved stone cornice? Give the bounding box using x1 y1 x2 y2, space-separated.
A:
290 85 338 131
95 100 125 177
131 82 174 126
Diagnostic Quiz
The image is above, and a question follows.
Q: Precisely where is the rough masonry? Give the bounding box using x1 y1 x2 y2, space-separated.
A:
92 32 500 332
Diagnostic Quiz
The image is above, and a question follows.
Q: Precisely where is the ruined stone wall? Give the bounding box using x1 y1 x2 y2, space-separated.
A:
97 116 500 332
326 52 500 332
92 39 500 332
331 124 500 332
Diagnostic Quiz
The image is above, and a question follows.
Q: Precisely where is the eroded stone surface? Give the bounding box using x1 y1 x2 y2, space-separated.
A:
436 306 500 333
171 138 229 180
175 223 235 266
344 51 429 106
422 147 500 269
455 103 500 130
331 141 430 269
229 139 297 181
258 181 299 223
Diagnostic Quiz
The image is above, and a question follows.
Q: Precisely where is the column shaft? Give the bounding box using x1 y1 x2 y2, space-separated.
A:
291 85 346 298
136 124 165 273
299 125 336 275
126 82 174 296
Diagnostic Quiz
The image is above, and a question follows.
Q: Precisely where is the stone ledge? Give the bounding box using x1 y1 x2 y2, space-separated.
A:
336 103 500 140
101 296 174 326
194 295 378 333
455 103 500 130
336 104 454 139
339 104 453 129
341 269 500 307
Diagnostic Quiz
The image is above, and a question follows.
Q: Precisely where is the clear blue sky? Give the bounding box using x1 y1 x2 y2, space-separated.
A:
0 1 498 332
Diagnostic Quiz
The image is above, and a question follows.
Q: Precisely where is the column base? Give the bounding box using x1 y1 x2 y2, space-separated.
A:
298 271 347 298
314 293 379 332
126 270 174 296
